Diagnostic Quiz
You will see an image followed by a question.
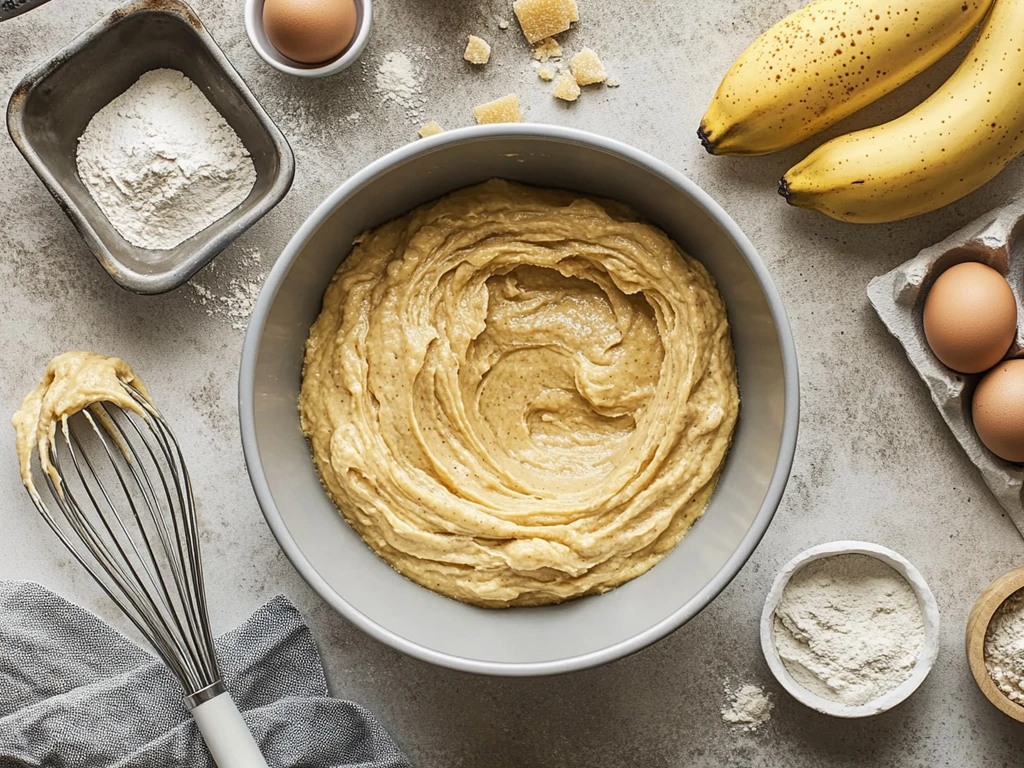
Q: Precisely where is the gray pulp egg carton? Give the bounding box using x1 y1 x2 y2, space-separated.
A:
867 200 1024 537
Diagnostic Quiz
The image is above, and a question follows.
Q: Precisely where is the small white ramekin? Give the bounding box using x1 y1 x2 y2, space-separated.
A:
244 0 372 78
760 540 941 718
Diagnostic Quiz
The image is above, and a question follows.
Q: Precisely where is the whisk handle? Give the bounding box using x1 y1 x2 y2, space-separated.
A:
191 691 270 768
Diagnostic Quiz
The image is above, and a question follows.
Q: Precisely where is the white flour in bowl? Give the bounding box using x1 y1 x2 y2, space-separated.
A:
985 590 1024 704
773 554 925 707
76 68 256 251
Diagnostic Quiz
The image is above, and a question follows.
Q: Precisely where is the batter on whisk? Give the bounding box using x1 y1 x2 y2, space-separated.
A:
13 351 150 497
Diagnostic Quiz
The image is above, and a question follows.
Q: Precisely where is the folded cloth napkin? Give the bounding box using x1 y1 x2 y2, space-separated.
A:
0 581 411 768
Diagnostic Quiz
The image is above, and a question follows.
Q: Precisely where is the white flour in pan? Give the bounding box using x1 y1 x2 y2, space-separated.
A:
76 69 256 251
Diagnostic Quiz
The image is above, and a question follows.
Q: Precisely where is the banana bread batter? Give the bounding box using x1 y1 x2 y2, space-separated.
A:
13 352 148 498
300 180 739 607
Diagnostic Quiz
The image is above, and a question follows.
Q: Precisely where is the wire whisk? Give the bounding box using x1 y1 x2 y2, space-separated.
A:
21 382 268 768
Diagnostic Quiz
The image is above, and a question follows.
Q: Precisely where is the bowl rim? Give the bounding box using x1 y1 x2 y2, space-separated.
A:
243 0 373 78
5 0 295 294
238 124 801 676
760 540 941 718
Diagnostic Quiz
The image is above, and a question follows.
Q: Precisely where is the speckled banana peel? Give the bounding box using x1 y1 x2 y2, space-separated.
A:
698 0 993 156
780 0 1024 224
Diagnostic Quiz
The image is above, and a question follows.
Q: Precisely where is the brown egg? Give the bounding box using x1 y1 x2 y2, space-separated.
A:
973 360 1024 462
263 0 358 65
923 261 1017 374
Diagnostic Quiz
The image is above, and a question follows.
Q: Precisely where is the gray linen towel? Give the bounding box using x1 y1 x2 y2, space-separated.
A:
0 581 411 768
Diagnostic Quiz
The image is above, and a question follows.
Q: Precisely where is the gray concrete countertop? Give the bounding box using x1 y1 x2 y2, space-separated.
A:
3 1 1024 765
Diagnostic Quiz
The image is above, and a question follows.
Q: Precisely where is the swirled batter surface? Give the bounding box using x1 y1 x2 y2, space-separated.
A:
300 180 739 607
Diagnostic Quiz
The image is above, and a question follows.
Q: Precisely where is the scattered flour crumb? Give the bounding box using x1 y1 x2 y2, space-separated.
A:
532 37 562 61
498 19 510 29
188 247 266 331
606 78 620 88
721 683 773 731
375 51 427 123
346 112 361 122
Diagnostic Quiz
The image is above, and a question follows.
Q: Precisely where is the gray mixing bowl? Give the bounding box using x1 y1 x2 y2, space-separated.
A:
240 125 799 676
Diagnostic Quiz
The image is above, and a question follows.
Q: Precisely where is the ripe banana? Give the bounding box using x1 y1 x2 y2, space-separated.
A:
780 0 1024 223
699 0 993 156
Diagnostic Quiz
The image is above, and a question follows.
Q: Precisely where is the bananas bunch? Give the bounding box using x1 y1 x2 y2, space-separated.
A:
700 0 1024 224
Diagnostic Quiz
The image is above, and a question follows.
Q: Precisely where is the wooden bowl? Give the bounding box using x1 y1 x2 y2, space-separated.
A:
966 566 1024 722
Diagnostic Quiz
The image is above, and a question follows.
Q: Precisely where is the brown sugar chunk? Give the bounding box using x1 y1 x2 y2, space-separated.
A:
473 94 524 124
570 47 607 86
513 0 575 43
418 121 444 138
464 35 492 65
553 71 581 101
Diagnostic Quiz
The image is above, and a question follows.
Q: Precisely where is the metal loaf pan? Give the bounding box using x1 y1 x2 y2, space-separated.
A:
6 0 294 294
868 201 1024 535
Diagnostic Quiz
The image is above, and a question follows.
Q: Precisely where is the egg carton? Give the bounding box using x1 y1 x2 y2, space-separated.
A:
867 200 1024 538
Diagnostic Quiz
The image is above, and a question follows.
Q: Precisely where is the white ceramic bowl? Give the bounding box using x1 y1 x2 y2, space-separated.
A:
241 125 800 676
244 0 372 77
761 540 940 717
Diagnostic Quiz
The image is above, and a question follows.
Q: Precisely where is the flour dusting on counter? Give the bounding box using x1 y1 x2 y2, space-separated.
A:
189 248 266 331
374 51 426 122
721 683 773 731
